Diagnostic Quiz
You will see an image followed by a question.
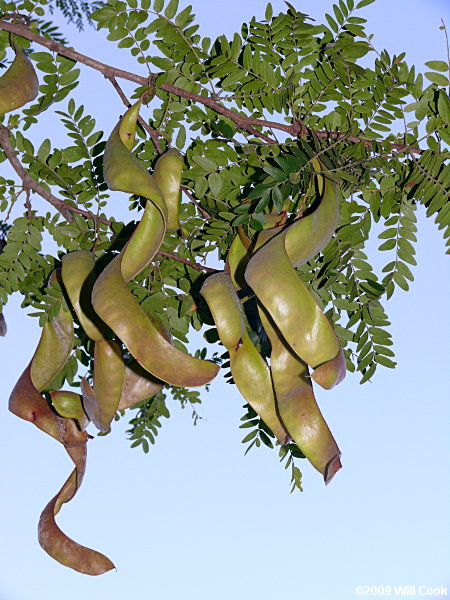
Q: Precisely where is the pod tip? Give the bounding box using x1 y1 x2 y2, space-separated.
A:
324 453 342 485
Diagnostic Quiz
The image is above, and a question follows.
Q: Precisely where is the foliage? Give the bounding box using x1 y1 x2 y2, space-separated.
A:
0 0 449 495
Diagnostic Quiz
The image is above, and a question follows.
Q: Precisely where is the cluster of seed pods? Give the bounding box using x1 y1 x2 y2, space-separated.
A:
7 96 219 574
3 39 345 574
200 159 345 484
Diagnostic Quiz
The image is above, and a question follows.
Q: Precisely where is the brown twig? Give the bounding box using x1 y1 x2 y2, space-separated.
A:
0 124 74 221
0 18 426 153
180 185 212 220
0 20 276 143
0 114 214 274
157 250 217 272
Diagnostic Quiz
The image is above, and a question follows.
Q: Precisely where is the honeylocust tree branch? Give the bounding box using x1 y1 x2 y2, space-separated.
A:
0 18 424 154
0 124 74 221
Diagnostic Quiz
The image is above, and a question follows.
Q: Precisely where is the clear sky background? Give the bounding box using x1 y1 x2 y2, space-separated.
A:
0 1 449 599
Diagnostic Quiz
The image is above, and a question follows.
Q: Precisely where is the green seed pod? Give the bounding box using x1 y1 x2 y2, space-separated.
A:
93 340 124 428
96 102 219 388
103 100 167 282
0 42 39 116
81 339 125 432
200 272 289 445
259 307 341 483
245 164 346 389
153 148 184 232
61 250 105 342
29 272 74 393
226 233 250 291
200 272 245 349
246 232 341 370
93 255 219 387
50 390 89 430
285 162 340 267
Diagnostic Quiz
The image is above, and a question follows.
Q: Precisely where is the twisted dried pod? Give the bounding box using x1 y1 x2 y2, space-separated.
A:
0 40 39 115
8 272 114 575
200 272 289 444
93 101 219 387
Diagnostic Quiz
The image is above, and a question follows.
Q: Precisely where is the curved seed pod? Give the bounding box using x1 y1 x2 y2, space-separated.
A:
246 233 341 369
38 445 115 575
93 255 219 387
29 302 74 392
245 166 346 389
253 159 340 264
97 102 219 388
8 270 79 443
62 251 125 431
153 148 184 232
310 347 346 390
200 272 245 349
103 100 167 282
61 251 105 341
118 361 164 410
259 307 341 483
284 161 340 267
81 339 124 432
0 42 39 115
200 272 289 445
50 390 89 429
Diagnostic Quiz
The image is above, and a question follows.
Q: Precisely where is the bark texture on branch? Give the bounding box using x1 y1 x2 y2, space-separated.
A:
0 18 423 154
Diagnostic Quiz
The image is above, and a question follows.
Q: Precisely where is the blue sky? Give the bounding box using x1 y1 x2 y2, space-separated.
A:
0 1 449 599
